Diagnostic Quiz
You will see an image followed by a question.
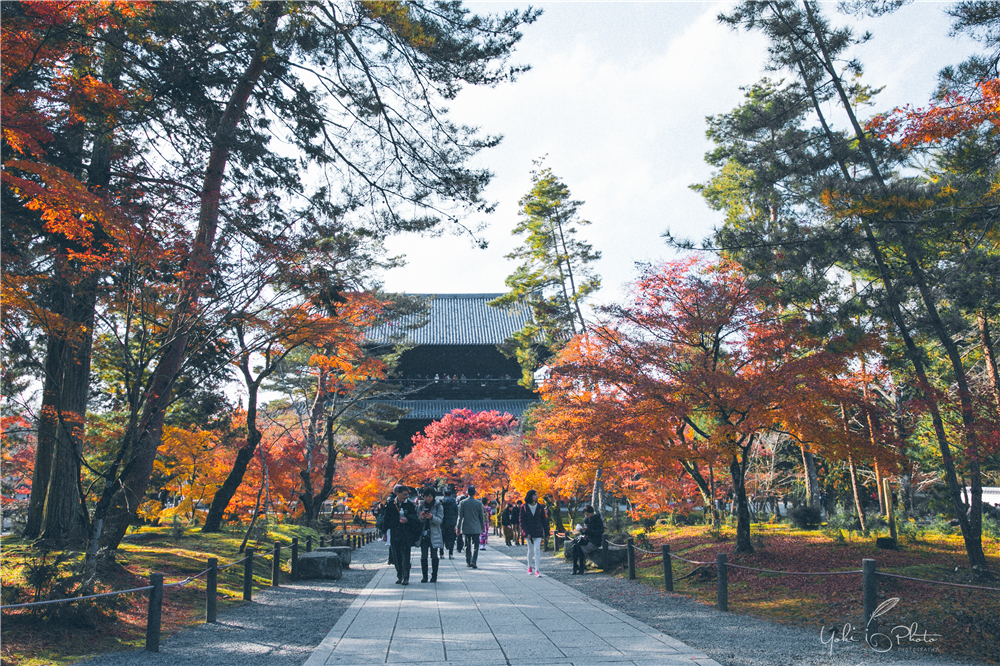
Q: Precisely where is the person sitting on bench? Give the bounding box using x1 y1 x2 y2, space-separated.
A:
572 505 604 574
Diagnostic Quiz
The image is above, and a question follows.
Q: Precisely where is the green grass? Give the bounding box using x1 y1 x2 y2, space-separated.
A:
0 522 329 666
619 522 1000 663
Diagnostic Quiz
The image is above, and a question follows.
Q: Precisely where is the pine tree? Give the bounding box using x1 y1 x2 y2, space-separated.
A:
491 163 601 386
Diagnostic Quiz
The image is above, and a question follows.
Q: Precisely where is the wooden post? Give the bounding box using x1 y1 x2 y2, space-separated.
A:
206 558 218 623
145 573 163 652
291 537 299 581
863 558 877 643
627 537 636 580
305 535 312 552
243 548 255 601
662 544 673 592
716 553 728 612
883 479 897 542
319 535 326 548
272 542 281 587
602 536 609 564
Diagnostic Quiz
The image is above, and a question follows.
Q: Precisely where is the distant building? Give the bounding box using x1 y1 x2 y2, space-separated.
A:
366 294 538 454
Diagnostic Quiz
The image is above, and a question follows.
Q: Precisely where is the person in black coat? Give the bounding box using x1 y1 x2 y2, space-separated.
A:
439 487 459 559
384 484 420 584
572 505 604 574
519 489 547 576
501 504 515 546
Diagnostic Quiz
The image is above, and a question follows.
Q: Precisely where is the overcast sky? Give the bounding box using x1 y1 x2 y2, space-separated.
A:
378 1 978 309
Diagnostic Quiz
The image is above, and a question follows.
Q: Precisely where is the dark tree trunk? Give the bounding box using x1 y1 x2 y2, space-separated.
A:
978 312 1000 416
37 277 95 548
25 338 62 539
679 458 716 524
203 373 264 532
801 444 820 508
203 431 261 532
301 416 340 523
730 449 753 553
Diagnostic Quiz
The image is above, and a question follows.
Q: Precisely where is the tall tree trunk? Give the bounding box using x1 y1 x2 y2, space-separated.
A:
303 416 340 523
679 459 714 522
978 312 1000 416
801 444 820 507
839 404 869 534
25 338 63 539
203 436 260 532
590 467 604 512
37 282 94 548
93 3 285 558
874 460 886 516
848 454 868 535
730 448 753 553
202 330 276 532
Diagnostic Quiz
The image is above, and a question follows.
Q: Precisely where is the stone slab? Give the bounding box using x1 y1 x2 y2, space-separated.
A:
304 544 722 666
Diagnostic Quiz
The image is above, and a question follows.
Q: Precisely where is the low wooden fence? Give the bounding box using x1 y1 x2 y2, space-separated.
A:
601 537 999 644
0 531 378 652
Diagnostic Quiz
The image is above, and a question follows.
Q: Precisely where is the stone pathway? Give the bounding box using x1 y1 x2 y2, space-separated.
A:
304 545 721 666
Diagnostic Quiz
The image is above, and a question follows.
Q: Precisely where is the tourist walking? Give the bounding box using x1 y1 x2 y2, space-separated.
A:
440 487 459 559
541 501 551 551
519 489 546 577
418 487 443 583
456 485 486 568
572 504 604 574
455 490 467 553
513 500 524 545
480 502 492 549
489 496 500 535
501 503 515 546
384 484 419 584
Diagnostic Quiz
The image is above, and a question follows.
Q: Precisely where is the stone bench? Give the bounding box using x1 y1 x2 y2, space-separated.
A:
297 551 343 580
562 539 628 571
315 546 352 568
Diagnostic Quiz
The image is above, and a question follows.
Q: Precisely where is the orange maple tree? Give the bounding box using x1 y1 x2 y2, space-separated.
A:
539 258 874 552
868 78 1000 147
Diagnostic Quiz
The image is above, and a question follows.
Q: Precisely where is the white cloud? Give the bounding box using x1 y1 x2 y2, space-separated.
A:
381 1 978 305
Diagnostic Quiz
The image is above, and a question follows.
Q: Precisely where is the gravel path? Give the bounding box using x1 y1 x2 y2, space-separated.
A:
72 542 387 666
72 540 986 666
497 542 984 666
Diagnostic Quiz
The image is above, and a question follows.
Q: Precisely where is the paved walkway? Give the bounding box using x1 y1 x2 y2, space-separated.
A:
304 545 721 666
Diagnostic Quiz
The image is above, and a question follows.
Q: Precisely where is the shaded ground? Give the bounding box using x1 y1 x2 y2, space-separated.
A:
64 538 989 666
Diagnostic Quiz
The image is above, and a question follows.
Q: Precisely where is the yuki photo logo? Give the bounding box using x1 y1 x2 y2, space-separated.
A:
819 597 942 655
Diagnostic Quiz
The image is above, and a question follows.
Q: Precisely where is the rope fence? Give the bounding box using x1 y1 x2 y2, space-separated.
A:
0 529 378 653
581 535 999 626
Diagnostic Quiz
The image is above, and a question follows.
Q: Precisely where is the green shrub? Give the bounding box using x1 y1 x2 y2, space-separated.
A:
982 515 1000 541
897 519 924 544
788 505 822 529
171 515 186 539
826 509 861 536
866 514 888 535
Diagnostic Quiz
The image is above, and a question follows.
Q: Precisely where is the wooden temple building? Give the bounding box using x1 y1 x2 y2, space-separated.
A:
366 294 538 454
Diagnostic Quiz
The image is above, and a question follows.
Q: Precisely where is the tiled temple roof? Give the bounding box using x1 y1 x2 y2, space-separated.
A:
367 294 532 345
376 399 536 420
